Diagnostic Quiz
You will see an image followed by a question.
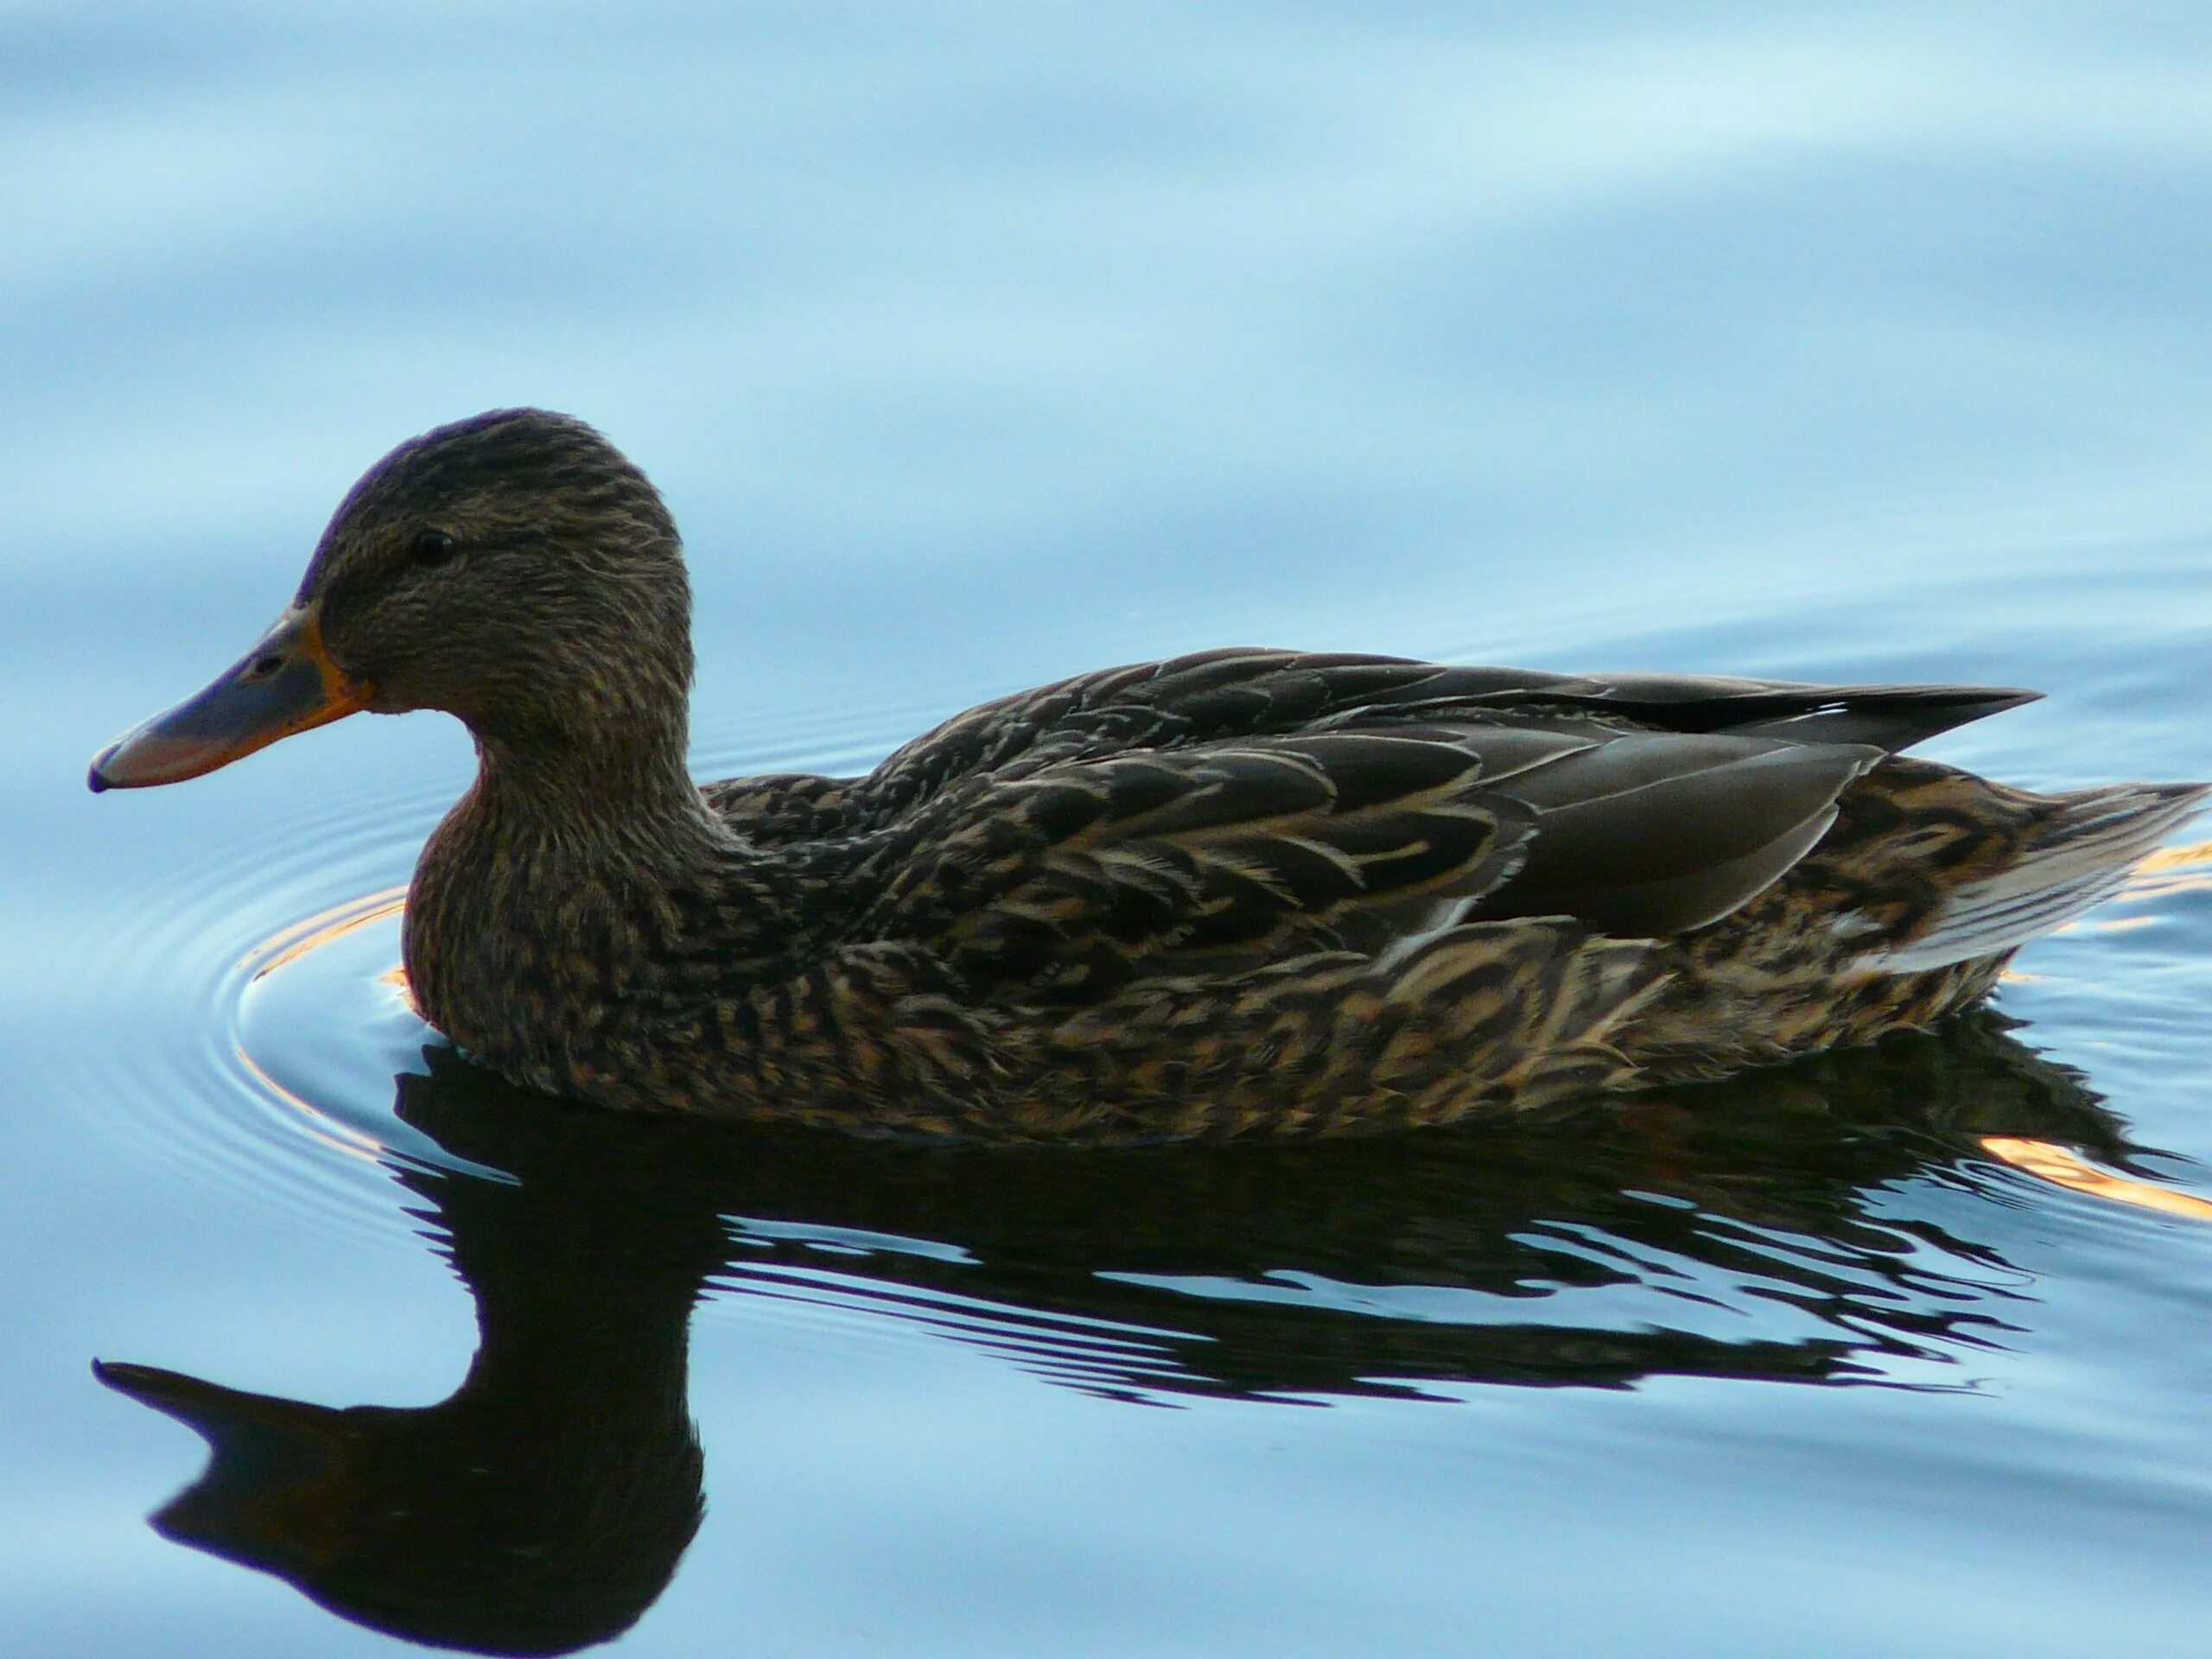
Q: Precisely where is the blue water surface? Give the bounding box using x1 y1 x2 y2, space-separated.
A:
9 5 2212 1656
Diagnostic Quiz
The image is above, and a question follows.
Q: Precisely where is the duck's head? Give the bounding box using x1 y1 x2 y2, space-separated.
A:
89 409 691 792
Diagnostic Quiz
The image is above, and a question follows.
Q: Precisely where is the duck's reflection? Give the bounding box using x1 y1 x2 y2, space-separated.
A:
101 1017 2162 1655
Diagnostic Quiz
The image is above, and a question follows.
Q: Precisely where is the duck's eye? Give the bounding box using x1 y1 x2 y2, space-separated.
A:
410 529 457 567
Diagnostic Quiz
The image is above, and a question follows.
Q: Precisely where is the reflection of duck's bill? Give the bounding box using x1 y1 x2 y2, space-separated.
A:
92 1357 350 1471
92 1358 354 1569
87 606 372 791
94 1357 213 1415
1982 1137 2212 1222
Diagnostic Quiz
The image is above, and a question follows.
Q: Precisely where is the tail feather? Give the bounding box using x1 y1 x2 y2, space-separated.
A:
1868 782 2210 972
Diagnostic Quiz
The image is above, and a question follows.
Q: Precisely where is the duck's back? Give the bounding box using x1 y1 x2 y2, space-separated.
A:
682 650 2200 1135
702 649 2081 965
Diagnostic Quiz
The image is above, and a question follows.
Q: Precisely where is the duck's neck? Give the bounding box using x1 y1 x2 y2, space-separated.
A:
468 723 723 868
404 716 791 1079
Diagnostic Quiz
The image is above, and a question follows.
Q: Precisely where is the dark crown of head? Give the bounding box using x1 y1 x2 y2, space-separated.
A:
336 409 675 550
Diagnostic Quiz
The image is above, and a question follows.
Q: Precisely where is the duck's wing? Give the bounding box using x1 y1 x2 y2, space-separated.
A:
841 649 2039 826
855 715 1886 997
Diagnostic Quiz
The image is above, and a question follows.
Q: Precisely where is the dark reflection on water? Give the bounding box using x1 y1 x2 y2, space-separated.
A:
101 1014 2140 1655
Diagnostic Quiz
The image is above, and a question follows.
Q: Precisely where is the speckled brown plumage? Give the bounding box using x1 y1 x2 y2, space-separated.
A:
95 410 2211 1142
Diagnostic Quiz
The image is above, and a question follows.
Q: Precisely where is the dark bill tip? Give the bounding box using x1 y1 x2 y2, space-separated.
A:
92 1357 164 1395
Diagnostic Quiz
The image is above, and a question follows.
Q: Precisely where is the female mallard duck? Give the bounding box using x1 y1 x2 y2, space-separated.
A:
89 410 2206 1141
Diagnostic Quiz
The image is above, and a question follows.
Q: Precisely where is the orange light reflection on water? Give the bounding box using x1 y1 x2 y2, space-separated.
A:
233 1044 388 1167
236 887 420 1151
1981 1137 2212 1223
378 963 416 1014
244 887 409 981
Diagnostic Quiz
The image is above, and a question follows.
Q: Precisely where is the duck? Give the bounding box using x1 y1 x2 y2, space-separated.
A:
87 409 2208 1142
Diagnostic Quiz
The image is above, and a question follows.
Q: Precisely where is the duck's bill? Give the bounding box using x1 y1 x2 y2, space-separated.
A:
87 607 372 792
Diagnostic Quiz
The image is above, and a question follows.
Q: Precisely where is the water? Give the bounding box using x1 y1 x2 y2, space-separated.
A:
11 5 2212 1654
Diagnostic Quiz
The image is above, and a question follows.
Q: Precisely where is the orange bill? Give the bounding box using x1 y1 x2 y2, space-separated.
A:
88 607 371 791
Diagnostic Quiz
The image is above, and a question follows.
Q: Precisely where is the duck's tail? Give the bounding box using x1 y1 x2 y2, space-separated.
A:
1866 780 2211 973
